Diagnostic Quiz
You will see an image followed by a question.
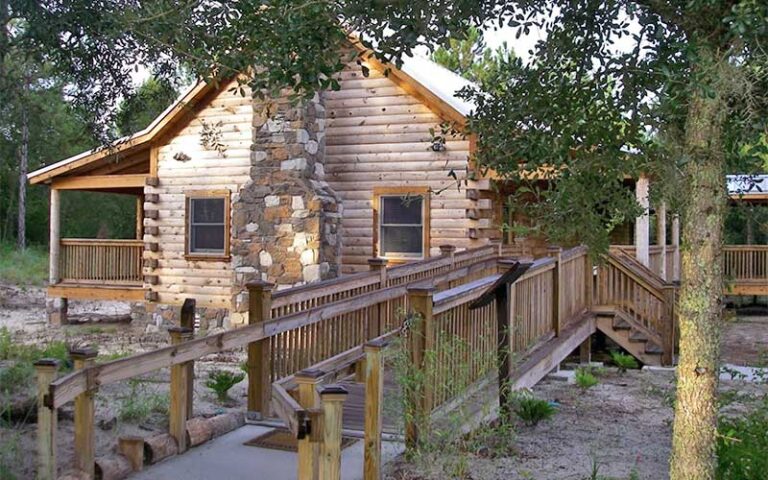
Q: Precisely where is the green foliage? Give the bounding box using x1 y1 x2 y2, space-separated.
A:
431 26 515 86
0 243 47 286
117 378 169 423
575 367 599 389
514 396 556 426
205 369 245 403
115 77 179 137
717 400 768 480
611 351 640 374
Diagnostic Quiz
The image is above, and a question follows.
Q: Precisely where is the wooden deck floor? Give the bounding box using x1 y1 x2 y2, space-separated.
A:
338 370 402 434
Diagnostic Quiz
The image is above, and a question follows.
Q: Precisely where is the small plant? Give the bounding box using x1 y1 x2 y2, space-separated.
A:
575 367 599 389
514 396 556 426
117 378 169 423
717 401 768 480
205 369 245 403
611 351 639 374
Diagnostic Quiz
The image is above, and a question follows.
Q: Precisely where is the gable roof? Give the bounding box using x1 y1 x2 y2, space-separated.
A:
28 53 476 185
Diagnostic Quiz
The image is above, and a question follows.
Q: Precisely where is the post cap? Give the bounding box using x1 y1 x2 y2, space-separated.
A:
34 358 60 368
439 244 457 254
167 326 194 335
245 280 275 292
367 258 388 267
406 283 436 295
69 346 98 360
319 385 348 397
294 369 325 381
364 338 389 351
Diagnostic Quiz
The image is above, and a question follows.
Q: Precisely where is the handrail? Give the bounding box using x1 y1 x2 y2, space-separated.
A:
48 284 410 408
60 238 144 245
433 275 500 315
605 252 667 299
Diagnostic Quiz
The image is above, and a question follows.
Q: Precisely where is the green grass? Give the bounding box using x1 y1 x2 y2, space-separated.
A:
0 242 48 287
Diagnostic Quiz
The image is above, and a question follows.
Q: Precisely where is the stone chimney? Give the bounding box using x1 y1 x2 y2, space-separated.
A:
230 91 342 315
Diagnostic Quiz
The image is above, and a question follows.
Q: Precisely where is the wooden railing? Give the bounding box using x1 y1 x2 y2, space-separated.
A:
34 244 502 480
609 245 677 281
723 245 768 283
59 238 143 284
265 246 499 382
595 250 675 363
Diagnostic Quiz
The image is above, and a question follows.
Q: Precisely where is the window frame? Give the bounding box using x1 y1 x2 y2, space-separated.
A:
184 190 231 261
373 186 430 261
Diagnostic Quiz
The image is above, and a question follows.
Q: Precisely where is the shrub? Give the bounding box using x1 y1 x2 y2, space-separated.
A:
514 396 556 426
611 351 639 374
575 367 599 389
717 403 768 480
0 243 48 287
205 369 245 403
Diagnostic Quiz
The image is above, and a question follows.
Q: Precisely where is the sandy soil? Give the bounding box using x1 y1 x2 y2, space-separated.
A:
721 314 768 366
0 283 249 480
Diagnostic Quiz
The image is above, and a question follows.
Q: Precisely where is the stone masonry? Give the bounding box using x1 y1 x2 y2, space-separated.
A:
229 90 342 319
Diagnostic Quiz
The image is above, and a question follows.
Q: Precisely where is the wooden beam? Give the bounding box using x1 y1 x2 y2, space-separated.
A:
35 359 59 480
168 327 194 453
71 347 98 478
635 175 650 267
319 386 348 480
48 284 145 301
363 340 386 480
52 174 148 190
49 189 61 284
248 281 274 416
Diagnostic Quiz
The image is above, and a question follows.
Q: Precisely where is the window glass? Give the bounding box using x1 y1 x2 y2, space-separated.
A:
380 194 425 257
189 197 226 254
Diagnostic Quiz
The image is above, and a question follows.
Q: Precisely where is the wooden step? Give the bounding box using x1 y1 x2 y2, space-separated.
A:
628 330 649 343
596 316 662 367
612 318 631 330
645 342 663 354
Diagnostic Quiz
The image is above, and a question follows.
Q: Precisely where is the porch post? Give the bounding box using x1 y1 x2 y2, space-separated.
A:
47 188 67 326
136 194 144 240
672 214 681 282
634 175 650 267
49 188 60 284
657 201 667 281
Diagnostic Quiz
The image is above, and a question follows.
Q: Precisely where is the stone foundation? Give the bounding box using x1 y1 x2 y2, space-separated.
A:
132 303 232 333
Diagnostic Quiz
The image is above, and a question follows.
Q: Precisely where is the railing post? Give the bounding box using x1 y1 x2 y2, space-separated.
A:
548 246 563 336
70 347 98 478
661 286 676 366
247 280 274 418
168 326 194 453
657 202 668 281
584 251 593 310
180 299 196 419
367 258 388 338
364 340 387 480
439 244 456 264
319 385 348 480
405 284 435 449
35 359 59 480
295 369 323 480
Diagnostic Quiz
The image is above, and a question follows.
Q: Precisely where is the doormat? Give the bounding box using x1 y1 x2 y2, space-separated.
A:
244 428 358 452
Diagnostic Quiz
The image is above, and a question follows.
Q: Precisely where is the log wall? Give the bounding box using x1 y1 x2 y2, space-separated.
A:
144 80 254 310
326 63 479 273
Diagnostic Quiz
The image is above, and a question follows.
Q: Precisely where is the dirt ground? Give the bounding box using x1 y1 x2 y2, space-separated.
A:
1 284 766 480
721 314 768 365
0 283 249 480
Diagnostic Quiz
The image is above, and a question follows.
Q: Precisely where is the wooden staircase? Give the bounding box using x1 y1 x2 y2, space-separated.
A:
594 251 677 366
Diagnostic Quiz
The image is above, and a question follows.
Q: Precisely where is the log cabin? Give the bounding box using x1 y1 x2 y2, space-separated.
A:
29 48 763 327
28 51 497 327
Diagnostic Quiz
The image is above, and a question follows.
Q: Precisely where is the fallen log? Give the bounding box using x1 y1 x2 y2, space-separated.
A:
208 412 245 437
186 417 213 447
143 433 178 464
94 455 132 480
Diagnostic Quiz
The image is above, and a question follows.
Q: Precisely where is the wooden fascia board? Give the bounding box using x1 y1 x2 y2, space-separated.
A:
29 81 213 185
52 174 148 190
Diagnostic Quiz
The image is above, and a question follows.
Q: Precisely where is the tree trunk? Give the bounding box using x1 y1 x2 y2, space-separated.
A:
17 99 28 250
669 47 728 480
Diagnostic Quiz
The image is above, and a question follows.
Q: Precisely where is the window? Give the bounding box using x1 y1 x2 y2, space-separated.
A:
186 191 230 259
375 188 429 259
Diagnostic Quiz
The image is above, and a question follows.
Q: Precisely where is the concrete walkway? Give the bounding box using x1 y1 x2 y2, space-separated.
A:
130 425 404 480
